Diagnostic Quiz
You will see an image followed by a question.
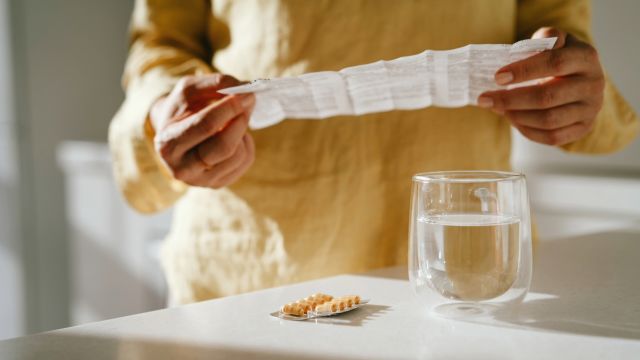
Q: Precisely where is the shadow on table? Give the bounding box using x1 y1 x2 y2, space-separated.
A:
0 332 363 360
487 230 640 340
310 304 391 327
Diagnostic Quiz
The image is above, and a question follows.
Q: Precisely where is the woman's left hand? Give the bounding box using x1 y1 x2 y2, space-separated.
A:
478 27 605 146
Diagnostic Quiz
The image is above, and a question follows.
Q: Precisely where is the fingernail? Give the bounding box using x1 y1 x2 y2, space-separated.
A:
495 72 514 85
240 94 254 109
477 96 494 108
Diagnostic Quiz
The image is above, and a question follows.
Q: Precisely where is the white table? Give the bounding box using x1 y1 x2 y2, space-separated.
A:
2 229 639 359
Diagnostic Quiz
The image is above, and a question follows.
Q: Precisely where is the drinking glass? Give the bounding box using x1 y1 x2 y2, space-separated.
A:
408 171 532 317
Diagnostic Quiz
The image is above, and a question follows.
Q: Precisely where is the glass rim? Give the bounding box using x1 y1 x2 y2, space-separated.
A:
412 170 524 183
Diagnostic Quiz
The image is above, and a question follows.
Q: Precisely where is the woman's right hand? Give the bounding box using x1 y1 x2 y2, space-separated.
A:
149 74 256 189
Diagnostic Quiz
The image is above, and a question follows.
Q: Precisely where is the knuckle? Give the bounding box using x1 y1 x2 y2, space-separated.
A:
545 131 563 146
540 110 557 128
593 96 604 113
192 114 217 135
236 113 250 129
548 51 567 73
157 141 173 159
208 175 225 189
515 64 530 81
202 118 219 134
495 93 510 109
583 45 599 63
171 165 189 181
536 87 555 107
155 136 177 160
517 127 535 141
592 77 606 94
504 110 517 121
509 62 534 81
217 136 237 159
587 80 605 112
229 95 245 115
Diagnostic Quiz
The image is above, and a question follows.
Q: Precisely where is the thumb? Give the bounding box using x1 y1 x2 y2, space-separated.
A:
196 73 243 93
532 27 567 49
178 74 243 105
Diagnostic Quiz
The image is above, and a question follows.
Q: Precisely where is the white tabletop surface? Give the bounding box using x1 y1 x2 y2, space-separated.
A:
2 229 640 359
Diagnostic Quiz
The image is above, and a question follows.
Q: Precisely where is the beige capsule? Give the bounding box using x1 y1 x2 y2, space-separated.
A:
316 301 338 313
295 301 311 314
303 297 320 309
281 302 294 313
342 295 361 305
281 303 305 317
312 293 333 302
339 297 353 308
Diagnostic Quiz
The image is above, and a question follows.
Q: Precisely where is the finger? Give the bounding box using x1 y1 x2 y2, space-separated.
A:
170 148 208 185
496 45 598 86
196 112 250 166
191 74 244 103
515 121 593 146
197 73 242 90
211 134 255 188
164 74 247 121
480 76 592 110
161 94 255 157
174 74 242 103
204 134 247 186
531 27 567 49
505 102 588 130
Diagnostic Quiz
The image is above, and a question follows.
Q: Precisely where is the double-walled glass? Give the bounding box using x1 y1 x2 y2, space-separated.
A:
408 171 532 317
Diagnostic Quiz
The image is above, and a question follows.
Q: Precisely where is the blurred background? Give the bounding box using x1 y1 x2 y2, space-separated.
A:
0 0 638 340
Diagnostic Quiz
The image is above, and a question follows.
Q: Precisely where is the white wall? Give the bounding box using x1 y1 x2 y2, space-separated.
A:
0 0 24 340
6 0 134 335
513 0 640 174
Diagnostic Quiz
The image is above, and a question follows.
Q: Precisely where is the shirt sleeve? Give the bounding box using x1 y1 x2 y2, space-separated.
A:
517 0 639 154
109 0 214 213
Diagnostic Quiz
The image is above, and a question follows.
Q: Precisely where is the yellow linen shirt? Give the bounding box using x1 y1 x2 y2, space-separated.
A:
110 0 638 304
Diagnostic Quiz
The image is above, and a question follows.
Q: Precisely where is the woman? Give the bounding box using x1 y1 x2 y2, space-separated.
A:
110 0 638 304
